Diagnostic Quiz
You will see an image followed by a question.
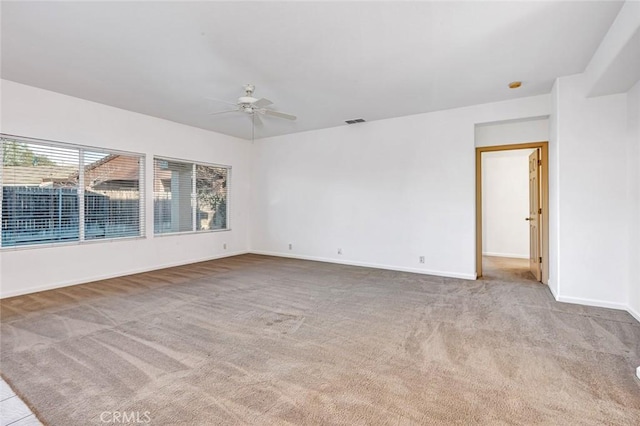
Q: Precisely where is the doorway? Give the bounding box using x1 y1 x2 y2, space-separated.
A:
475 142 549 284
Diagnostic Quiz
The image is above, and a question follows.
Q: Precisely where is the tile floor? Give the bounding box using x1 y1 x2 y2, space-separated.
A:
0 378 42 426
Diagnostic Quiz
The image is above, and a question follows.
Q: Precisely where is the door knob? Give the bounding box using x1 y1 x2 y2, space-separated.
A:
525 217 533 221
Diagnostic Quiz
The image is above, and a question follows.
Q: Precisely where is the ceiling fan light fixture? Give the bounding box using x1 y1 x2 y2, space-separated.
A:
243 84 255 95
207 84 296 140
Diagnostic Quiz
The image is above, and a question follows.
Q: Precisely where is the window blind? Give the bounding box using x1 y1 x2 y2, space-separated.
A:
1 136 144 248
83 150 144 240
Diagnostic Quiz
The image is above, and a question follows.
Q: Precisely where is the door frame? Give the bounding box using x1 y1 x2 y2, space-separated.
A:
475 141 549 284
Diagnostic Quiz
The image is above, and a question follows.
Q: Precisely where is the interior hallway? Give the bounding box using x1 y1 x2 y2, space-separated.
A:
482 255 540 283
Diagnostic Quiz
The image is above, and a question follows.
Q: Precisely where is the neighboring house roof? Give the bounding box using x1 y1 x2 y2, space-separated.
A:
82 154 141 186
2 155 225 191
2 155 142 186
82 155 174 191
2 155 141 188
1 165 78 186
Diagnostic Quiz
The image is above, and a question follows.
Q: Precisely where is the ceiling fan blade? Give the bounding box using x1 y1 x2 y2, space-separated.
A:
205 97 238 107
253 98 273 108
209 108 239 116
263 109 297 120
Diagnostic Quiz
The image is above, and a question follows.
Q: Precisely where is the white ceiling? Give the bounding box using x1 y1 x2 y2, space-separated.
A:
1 1 624 140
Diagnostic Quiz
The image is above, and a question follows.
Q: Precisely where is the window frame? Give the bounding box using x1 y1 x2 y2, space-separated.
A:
0 133 146 250
153 155 231 236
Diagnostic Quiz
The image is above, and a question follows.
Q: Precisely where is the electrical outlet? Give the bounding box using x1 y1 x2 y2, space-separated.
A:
338 248 342 255
223 243 227 250
636 366 640 380
419 256 425 264
288 243 292 250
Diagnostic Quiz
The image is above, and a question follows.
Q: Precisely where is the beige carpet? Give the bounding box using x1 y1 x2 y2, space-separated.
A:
1 254 639 425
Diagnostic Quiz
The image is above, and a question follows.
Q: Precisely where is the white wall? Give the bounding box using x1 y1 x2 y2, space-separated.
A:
0 80 252 298
2 74 635 321
554 73 629 309
475 117 548 147
481 149 533 259
627 79 640 321
250 95 550 279
548 80 560 299
1 76 636 322
584 1 640 97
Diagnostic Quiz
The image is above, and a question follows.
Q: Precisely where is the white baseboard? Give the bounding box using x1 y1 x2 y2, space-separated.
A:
628 306 640 323
546 279 559 299
0 250 250 299
555 295 628 311
482 252 529 259
250 250 477 280
5 249 638 327
547 284 638 324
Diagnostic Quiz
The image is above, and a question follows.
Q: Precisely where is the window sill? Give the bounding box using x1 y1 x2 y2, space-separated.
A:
0 235 146 252
153 228 232 237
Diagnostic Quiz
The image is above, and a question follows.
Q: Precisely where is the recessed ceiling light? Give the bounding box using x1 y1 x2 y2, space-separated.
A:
509 81 522 89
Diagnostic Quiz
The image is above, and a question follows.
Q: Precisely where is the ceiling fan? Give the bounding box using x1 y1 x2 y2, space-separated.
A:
208 84 296 126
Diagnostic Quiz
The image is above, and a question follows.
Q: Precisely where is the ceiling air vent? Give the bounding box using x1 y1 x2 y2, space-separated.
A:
345 118 366 124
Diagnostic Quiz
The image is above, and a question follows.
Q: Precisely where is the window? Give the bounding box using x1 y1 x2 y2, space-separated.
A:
1 135 144 248
83 151 143 240
153 158 229 234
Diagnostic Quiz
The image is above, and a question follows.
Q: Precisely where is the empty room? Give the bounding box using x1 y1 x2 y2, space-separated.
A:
1 1 639 425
